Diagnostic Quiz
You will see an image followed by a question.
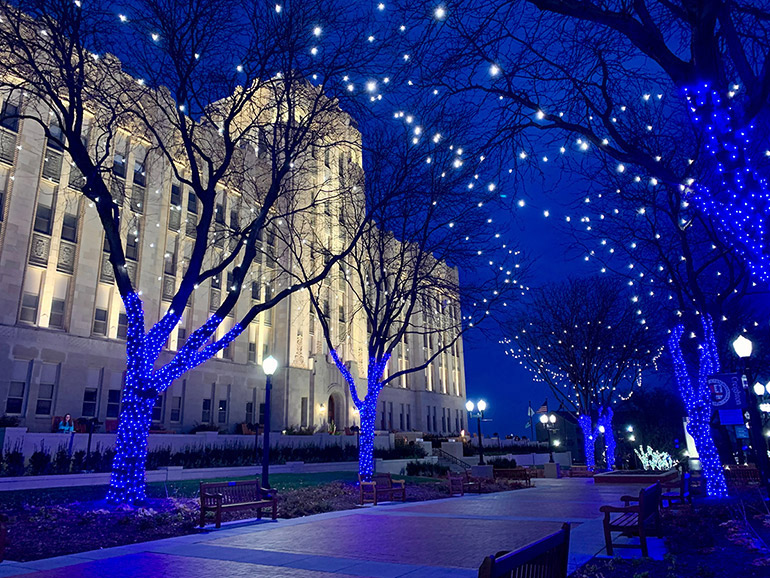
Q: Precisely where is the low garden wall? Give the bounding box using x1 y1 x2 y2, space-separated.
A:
0 460 360 491
0 427 395 458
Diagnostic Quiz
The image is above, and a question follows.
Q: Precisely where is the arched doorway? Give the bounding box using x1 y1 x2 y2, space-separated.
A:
327 394 337 429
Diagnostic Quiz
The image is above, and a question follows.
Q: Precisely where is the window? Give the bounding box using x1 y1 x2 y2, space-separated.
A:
251 281 261 301
61 212 78 242
442 408 446 432
211 273 221 290
248 341 257 363
264 307 272 326
217 399 227 423
106 389 121 418
400 404 404 431
117 313 128 340
133 158 146 187
406 404 411 430
170 396 182 422
171 184 182 207
381 401 386 430
301 397 308 428
264 282 272 302
7 360 29 414
82 388 97 417
47 122 64 152
49 298 66 329
33 202 53 234
246 401 254 424
388 402 393 430
93 307 108 336
112 153 126 178
125 230 139 261
187 192 198 215
20 293 39 324
202 399 211 422
215 203 225 224
164 244 177 275
152 396 164 422
426 408 431 432
432 407 437 432
0 101 19 132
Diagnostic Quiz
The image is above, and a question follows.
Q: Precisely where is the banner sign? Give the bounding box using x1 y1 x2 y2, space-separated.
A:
708 373 745 426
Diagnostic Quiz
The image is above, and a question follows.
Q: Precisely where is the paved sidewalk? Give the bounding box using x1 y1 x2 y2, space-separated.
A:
0 478 664 578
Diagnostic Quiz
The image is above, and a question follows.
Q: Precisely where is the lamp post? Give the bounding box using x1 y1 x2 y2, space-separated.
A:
261 355 278 488
540 413 557 463
466 399 487 465
732 335 770 492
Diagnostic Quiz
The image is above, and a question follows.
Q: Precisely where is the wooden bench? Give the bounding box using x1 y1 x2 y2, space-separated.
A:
568 465 594 478
724 465 761 489
494 467 532 487
359 473 406 505
600 482 661 557
199 478 277 528
478 523 571 578
661 472 691 507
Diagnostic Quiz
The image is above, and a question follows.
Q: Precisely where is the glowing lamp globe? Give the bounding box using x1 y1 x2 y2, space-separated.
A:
553 439 561 447
477 399 487 412
539 414 548 424
549 414 556 424
753 382 765 397
732 334 753 359
598 425 606 433
465 400 475 412
262 355 278 376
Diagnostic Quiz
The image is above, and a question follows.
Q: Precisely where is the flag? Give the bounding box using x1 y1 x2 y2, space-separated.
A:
525 420 531 429
536 400 548 414
527 404 535 417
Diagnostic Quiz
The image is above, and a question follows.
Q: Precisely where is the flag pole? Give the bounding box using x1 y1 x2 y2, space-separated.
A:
529 400 534 439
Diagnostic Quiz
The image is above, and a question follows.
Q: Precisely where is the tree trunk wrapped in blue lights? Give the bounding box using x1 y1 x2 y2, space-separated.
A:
598 407 616 471
577 414 596 471
668 317 728 497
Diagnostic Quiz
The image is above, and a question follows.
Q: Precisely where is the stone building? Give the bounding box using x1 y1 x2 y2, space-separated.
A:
0 87 468 435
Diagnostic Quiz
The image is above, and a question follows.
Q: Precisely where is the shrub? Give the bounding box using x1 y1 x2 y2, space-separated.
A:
489 457 517 469
405 461 449 477
0 415 20 427
28 447 53 476
1 443 25 477
52 446 71 474
374 444 427 460
189 423 221 433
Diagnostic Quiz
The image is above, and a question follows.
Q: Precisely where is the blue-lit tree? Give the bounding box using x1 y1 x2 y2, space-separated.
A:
504 277 660 470
410 0 770 495
0 0 404 502
301 113 524 479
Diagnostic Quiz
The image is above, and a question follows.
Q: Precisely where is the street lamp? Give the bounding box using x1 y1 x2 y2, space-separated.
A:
731 335 770 493
466 400 487 465
540 413 558 463
261 355 278 488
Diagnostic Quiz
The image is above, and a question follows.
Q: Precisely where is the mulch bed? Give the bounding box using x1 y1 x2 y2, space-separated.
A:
571 495 770 578
2 477 522 562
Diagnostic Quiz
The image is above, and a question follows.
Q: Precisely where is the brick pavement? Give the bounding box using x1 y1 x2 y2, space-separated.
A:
0 478 664 578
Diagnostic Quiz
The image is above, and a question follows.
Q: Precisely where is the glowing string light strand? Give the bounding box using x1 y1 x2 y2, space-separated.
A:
684 84 770 284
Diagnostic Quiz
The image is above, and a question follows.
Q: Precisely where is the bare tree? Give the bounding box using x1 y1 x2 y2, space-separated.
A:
397 0 770 496
293 112 525 478
0 0 402 502
504 276 660 469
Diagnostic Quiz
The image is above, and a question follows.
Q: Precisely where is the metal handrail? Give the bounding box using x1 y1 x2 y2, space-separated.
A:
432 447 473 470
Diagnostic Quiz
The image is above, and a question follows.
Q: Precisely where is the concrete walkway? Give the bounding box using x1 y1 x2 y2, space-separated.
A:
0 478 664 578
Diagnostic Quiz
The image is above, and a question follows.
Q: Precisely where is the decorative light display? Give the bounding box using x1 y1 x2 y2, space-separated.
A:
684 84 770 284
635 445 674 471
597 406 616 470
106 290 246 504
668 317 728 497
330 349 390 480
577 414 597 470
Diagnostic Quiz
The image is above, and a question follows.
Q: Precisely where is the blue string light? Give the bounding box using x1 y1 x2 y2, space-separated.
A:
107 291 245 504
684 83 770 284
598 406 616 470
330 349 390 480
668 317 728 497
577 414 597 470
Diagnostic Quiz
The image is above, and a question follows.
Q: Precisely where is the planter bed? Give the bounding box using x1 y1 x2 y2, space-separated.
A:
593 468 678 484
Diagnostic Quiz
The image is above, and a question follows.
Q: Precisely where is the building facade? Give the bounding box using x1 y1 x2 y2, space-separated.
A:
0 90 468 435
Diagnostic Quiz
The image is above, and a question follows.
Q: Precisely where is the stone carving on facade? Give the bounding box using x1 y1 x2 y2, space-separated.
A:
29 233 50 266
292 331 306 368
57 240 76 273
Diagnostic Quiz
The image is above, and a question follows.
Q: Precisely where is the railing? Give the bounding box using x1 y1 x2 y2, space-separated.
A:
432 447 473 470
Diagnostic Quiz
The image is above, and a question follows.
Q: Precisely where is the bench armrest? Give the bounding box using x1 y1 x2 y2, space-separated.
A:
261 487 277 498
600 504 639 514
392 480 406 488
361 481 376 488
202 492 223 504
